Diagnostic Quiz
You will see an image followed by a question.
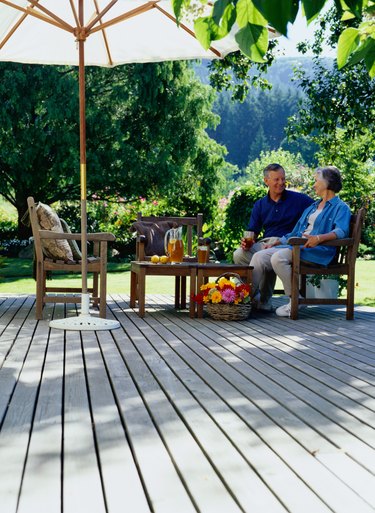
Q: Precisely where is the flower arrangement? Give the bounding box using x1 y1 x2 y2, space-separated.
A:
192 276 251 305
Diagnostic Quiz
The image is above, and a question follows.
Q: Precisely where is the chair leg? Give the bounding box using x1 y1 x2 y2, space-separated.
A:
346 271 355 320
35 263 44 320
290 269 300 320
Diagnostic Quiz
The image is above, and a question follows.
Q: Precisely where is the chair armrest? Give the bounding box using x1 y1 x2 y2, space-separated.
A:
136 235 147 243
287 237 354 247
39 230 116 242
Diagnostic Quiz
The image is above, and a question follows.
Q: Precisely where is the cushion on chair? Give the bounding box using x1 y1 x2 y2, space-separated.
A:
132 220 176 256
60 218 82 261
35 202 74 261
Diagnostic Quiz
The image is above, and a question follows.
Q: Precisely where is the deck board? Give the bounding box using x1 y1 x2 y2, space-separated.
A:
0 293 375 513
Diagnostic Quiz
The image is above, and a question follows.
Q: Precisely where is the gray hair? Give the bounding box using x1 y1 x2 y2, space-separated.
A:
315 166 343 192
263 163 285 178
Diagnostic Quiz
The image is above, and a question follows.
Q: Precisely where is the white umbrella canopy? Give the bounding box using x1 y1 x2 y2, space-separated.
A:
0 1 243 65
0 0 276 330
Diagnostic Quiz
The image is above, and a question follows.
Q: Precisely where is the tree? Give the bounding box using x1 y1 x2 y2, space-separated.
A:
286 6 375 207
0 61 225 236
173 0 375 77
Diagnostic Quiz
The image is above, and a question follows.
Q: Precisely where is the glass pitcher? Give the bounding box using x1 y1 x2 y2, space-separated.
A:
164 227 184 263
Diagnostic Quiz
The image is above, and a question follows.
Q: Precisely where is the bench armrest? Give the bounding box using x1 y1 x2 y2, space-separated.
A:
287 237 354 247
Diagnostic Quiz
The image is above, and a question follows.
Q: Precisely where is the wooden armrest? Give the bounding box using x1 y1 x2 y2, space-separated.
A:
287 237 354 247
39 230 116 242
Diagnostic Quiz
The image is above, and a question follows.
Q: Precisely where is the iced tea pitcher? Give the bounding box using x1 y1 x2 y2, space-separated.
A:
164 227 184 263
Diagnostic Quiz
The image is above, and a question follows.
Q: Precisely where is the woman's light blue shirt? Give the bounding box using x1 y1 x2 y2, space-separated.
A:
279 196 351 265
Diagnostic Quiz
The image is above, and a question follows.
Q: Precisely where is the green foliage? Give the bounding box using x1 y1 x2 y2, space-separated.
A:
0 61 225 236
174 0 375 77
244 149 313 193
218 184 266 258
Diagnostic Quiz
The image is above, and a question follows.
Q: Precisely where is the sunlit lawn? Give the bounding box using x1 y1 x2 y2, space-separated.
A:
1 257 374 307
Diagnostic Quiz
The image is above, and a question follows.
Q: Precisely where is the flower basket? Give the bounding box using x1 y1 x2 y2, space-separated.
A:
192 272 252 321
206 302 251 321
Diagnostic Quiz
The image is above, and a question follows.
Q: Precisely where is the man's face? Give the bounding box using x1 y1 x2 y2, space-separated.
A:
264 170 286 195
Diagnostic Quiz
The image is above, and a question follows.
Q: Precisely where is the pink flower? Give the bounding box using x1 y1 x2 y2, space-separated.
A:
221 288 236 303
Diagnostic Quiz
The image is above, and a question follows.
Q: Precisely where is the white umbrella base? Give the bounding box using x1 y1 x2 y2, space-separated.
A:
49 315 120 331
49 293 120 331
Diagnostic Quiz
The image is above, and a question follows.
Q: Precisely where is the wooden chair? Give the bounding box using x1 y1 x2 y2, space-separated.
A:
27 197 115 320
131 212 203 314
288 208 365 320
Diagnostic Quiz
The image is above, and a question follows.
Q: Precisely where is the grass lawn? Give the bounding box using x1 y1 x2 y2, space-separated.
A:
1 257 374 307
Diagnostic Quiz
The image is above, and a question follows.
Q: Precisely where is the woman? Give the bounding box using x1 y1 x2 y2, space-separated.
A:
249 166 351 317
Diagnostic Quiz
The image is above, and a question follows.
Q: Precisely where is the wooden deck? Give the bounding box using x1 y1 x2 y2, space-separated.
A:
1 293 375 513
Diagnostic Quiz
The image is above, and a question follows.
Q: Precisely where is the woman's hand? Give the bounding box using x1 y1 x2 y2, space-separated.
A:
303 234 321 248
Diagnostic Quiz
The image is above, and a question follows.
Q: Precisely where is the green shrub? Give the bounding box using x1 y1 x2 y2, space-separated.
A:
219 184 266 259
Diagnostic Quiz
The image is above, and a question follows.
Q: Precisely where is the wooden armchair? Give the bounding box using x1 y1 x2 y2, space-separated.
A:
288 208 365 320
27 197 115 320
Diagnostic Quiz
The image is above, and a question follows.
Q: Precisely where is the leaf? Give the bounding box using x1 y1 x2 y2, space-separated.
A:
171 0 185 22
236 0 267 28
212 0 232 24
302 0 327 23
364 39 375 77
340 0 363 17
337 27 360 68
235 23 269 62
252 0 299 35
213 1 236 34
341 10 356 20
194 17 212 49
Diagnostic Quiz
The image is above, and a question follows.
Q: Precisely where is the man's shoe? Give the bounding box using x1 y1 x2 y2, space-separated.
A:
252 293 273 312
257 299 274 312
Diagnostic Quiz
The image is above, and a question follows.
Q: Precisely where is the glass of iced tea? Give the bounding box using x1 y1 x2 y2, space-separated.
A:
243 231 255 249
197 245 209 264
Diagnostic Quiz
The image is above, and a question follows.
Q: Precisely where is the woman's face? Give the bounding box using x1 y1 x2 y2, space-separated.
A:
313 172 328 197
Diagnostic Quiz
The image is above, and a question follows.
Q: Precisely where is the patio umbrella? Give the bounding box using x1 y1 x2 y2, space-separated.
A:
0 0 277 330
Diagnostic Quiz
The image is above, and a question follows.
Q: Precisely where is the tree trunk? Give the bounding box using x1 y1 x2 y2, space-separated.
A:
17 207 32 240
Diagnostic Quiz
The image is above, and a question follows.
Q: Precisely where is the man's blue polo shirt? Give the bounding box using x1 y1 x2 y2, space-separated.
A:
248 190 314 238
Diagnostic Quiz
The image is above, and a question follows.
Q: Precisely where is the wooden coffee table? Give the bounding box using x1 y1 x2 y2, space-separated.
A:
130 261 197 318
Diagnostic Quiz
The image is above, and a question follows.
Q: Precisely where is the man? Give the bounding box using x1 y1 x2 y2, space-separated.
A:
233 163 313 311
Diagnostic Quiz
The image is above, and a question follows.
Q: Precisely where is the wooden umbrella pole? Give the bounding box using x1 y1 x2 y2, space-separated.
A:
78 1 88 300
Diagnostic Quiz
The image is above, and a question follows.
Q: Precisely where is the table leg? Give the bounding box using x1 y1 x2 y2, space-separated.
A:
197 268 204 318
130 269 137 308
181 277 187 309
138 268 146 317
175 277 180 309
189 269 196 318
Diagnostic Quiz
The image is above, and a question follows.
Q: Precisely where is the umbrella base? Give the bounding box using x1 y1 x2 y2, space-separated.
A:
49 315 120 331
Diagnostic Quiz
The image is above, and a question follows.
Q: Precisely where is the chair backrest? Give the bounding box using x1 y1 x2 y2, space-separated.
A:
133 212 203 260
345 207 366 267
27 197 44 264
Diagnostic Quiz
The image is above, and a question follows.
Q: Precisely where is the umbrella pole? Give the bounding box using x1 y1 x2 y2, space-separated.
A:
49 1 119 331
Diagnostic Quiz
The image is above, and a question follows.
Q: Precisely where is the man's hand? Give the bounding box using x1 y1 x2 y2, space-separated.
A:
240 237 254 251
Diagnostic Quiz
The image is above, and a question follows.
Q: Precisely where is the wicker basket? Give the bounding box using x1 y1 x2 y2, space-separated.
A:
205 272 251 321
206 302 251 321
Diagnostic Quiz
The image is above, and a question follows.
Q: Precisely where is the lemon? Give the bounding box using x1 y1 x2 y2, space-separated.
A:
160 255 169 264
150 255 160 264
